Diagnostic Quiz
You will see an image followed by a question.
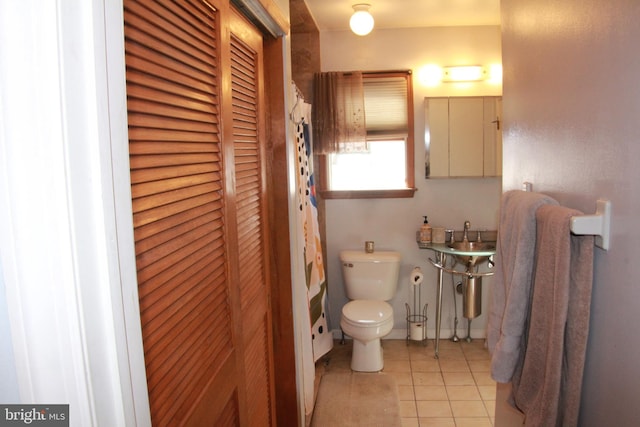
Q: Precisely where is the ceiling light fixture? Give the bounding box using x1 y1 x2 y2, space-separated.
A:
350 4 374 36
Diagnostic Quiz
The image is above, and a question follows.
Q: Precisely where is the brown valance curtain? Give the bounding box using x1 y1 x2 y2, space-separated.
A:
313 71 367 154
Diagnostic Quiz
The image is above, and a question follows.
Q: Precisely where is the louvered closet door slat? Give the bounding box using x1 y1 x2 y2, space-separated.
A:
124 8 216 77
127 97 216 123
129 153 221 170
132 193 220 232
133 201 223 244
229 14 275 425
126 54 216 97
128 112 218 134
129 139 221 154
133 178 221 214
130 163 218 185
124 0 242 425
126 75 218 111
138 239 225 309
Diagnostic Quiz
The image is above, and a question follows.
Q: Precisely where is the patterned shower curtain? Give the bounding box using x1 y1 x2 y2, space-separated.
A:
291 88 333 364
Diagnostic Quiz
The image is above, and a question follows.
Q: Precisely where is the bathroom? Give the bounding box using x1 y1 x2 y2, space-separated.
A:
292 2 502 364
291 2 502 424
290 2 502 343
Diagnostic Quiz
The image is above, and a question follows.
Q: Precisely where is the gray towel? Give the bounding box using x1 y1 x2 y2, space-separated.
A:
487 190 558 383
512 204 594 427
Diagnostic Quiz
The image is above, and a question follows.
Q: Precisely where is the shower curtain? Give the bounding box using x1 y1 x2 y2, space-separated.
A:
290 83 333 413
293 92 333 360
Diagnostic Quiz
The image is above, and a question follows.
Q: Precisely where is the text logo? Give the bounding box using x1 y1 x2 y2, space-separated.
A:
0 405 68 426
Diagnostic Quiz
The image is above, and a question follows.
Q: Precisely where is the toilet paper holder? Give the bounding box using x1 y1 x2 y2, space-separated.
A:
406 266 428 345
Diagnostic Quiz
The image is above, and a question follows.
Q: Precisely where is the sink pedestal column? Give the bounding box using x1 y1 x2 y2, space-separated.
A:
434 251 446 359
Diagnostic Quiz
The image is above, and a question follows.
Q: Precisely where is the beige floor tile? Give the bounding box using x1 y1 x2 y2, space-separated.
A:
412 372 444 386
461 342 489 352
439 359 470 372
416 400 453 418
400 400 418 418
472 371 496 386
460 340 488 352
389 371 414 386
442 371 476 386
454 418 493 427
478 385 496 401
398 384 416 401
385 350 411 361
483 400 496 418
383 340 411 360
450 400 488 418
411 358 441 372
404 341 428 349
408 345 435 361
400 417 419 427
325 356 352 373
384 359 412 373
418 418 456 427
328 340 352 358
384 339 411 350
438 341 464 360
414 385 448 401
311 338 498 425
463 350 491 362
446 385 481 401
456 417 493 427
467 359 491 372
437 340 464 350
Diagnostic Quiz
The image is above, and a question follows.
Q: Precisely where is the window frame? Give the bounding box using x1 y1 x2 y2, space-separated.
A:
317 70 416 199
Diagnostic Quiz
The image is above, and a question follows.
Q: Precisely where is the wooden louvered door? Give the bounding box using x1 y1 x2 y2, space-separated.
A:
226 10 277 427
124 1 275 425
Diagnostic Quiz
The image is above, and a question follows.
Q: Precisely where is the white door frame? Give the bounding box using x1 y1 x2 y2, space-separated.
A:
0 1 150 425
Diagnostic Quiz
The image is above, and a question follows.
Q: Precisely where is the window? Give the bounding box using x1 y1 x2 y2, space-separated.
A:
318 71 415 199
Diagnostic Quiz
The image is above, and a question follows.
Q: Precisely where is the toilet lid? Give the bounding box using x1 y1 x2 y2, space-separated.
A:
342 300 393 324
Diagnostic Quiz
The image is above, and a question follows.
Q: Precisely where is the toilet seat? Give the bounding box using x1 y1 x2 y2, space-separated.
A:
341 300 393 327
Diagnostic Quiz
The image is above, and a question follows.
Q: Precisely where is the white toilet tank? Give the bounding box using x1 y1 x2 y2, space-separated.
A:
340 250 401 300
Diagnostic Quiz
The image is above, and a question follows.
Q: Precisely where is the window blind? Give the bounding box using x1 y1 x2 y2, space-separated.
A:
363 74 409 138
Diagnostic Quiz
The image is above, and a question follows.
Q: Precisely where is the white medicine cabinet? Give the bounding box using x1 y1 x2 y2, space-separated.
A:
425 96 502 178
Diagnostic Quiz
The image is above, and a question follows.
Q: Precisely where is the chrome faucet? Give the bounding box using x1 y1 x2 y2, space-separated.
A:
446 229 455 244
462 221 471 242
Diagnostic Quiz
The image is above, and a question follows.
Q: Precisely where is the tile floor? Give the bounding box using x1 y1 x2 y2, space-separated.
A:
316 338 496 427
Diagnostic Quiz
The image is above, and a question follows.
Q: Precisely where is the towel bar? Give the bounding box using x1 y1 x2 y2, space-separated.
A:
570 199 611 250
522 182 611 250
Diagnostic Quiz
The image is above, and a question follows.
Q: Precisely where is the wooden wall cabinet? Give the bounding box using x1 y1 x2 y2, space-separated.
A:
426 96 502 178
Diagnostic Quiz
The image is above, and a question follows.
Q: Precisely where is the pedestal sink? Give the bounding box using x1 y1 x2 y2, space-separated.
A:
420 239 496 358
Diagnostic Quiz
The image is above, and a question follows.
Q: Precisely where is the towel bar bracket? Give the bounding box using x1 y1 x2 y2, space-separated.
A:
570 199 611 251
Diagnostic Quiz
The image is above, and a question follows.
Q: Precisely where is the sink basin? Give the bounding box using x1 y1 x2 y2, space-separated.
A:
446 241 496 269
447 241 495 252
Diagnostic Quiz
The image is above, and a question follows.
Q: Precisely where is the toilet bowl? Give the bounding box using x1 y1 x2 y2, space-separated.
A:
341 300 394 372
339 250 401 372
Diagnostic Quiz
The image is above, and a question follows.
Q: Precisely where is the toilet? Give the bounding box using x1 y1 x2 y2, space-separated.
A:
340 250 401 372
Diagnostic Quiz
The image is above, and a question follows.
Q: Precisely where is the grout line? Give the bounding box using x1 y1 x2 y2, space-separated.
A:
319 339 496 426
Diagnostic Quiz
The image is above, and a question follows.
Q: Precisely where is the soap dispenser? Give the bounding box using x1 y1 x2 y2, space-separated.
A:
419 216 432 244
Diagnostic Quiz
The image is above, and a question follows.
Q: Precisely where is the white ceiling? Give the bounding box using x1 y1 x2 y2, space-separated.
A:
303 0 501 31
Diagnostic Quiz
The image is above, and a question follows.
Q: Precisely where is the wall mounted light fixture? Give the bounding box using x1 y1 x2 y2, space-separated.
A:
350 4 374 36
418 64 502 87
442 66 487 82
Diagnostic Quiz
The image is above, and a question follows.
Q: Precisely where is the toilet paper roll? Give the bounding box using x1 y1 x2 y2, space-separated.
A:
410 322 424 341
410 267 424 286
